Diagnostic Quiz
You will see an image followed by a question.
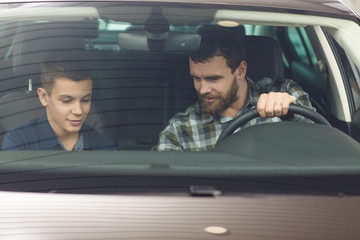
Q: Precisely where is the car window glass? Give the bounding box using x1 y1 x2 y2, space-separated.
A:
332 40 360 110
287 27 318 68
0 2 358 151
284 27 328 118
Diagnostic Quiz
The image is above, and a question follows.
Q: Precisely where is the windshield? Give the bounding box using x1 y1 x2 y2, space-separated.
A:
0 1 359 195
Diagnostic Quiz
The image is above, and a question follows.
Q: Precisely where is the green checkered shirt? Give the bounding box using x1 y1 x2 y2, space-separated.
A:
155 77 314 151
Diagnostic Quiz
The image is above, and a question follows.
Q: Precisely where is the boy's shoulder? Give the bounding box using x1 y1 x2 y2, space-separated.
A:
6 116 48 135
81 124 117 150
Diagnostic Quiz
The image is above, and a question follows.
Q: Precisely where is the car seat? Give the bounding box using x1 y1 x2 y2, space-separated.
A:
243 35 284 81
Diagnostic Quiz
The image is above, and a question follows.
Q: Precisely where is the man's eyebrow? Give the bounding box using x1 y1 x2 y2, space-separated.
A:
204 75 223 80
190 74 223 80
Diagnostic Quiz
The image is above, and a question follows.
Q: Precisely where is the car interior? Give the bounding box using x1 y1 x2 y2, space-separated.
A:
0 4 359 150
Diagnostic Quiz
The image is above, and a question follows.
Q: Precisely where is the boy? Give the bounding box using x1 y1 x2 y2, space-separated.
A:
2 52 116 150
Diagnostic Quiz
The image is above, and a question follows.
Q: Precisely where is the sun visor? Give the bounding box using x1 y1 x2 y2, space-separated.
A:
0 7 99 21
118 32 201 52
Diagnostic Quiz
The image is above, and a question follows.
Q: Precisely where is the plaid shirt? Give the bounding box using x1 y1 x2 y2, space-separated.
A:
155 77 314 151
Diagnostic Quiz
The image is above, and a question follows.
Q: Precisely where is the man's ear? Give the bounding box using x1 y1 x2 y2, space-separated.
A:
237 60 247 80
37 88 49 107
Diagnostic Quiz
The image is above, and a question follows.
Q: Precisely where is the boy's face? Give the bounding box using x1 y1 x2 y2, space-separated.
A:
38 77 92 137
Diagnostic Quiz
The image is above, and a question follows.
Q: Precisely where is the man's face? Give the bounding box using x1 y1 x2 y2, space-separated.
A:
38 77 92 137
190 56 243 116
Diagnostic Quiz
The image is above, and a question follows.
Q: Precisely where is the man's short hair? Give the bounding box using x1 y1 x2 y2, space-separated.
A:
41 51 92 94
189 25 245 73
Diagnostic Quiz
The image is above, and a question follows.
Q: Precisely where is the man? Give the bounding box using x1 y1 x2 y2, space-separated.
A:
155 27 314 151
2 52 116 150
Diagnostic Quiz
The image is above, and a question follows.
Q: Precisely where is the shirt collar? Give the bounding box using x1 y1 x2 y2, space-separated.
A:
37 116 62 150
38 116 87 151
56 132 84 151
247 77 262 106
81 124 92 150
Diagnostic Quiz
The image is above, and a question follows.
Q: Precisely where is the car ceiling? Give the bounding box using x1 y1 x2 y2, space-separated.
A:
97 6 216 25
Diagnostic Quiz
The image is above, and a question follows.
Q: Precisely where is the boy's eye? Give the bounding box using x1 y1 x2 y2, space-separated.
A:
82 98 91 102
62 99 72 104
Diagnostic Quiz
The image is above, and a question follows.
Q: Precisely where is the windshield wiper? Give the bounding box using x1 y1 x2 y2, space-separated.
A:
190 185 222 197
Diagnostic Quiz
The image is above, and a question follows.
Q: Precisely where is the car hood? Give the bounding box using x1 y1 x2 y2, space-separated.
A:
1 190 360 239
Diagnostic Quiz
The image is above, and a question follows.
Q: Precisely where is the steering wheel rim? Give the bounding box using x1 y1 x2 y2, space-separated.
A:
216 104 331 145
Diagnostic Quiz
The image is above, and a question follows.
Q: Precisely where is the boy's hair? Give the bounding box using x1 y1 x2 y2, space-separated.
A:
189 25 246 73
41 51 92 94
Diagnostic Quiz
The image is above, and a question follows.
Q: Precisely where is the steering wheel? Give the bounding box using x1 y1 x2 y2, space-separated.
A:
216 104 331 145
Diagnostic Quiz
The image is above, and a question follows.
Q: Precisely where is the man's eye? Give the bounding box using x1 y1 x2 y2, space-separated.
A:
62 99 72 104
191 76 199 81
208 77 221 81
82 98 91 102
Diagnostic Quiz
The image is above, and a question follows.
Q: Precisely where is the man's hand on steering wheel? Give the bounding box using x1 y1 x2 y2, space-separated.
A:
215 104 331 146
257 92 296 118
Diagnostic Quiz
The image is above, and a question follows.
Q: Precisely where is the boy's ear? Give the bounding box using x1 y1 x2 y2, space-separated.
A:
37 88 49 107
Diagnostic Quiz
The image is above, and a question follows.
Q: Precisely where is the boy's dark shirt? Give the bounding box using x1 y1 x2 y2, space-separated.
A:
2 116 117 150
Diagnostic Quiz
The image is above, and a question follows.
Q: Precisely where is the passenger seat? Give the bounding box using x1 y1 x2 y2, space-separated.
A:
0 21 104 148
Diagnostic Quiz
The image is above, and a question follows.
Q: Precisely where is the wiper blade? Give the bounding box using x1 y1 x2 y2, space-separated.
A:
189 185 222 197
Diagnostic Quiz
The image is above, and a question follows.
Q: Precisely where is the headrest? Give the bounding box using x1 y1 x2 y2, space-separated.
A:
0 92 44 132
12 20 98 86
243 36 284 81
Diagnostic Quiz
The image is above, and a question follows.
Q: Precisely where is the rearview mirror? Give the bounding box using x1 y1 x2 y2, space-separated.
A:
118 32 200 52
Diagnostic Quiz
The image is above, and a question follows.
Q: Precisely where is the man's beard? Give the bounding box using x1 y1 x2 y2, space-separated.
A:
199 76 239 116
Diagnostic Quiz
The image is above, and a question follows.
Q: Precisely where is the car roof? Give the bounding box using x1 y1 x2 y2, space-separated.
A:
1 0 357 18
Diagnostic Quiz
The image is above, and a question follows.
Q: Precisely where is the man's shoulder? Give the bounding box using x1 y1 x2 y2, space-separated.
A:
253 77 293 93
168 101 201 123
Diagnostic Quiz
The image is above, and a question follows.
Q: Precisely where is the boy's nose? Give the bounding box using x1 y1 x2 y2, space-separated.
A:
72 102 83 115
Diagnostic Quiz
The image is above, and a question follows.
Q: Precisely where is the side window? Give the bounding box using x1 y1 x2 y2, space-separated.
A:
283 26 328 119
287 27 318 67
0 22 17 61
332 40 360 110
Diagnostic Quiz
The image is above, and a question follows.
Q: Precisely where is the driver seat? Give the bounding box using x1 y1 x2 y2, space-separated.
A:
243 35 284 81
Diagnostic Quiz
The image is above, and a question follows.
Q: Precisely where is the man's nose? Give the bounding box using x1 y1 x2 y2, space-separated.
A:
198 80 211 95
